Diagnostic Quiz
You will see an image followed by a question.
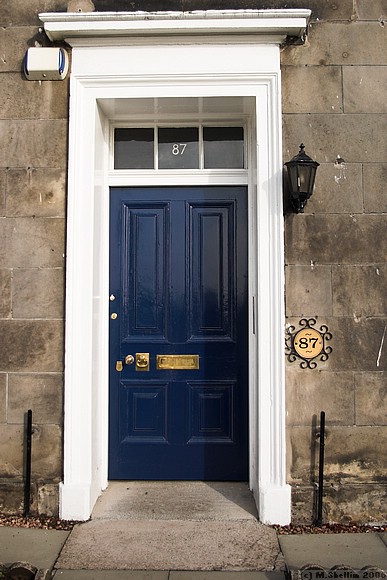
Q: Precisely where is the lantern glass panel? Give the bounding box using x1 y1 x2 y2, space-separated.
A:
298 165 314 193
287 164 299 193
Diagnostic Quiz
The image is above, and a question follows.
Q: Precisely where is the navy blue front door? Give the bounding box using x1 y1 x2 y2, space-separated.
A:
109 187 248 480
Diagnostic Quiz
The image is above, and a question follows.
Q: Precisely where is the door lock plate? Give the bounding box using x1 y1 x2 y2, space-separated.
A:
136 353 150 371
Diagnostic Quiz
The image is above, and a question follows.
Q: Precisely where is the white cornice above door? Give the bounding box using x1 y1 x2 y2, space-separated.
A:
40 9 310 44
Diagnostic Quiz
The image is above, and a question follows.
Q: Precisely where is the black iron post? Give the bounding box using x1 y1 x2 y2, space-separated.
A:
316 411 326 526
24 409 33 517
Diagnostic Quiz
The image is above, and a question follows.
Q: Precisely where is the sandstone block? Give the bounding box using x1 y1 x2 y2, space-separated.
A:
327 317 387 372
0 425 24 477
291 484 387 525
183 0 257 8
285 370 354 426
0 218 65 268
182 0 354 20
364 163 387 213
0 73 69 120
8 373 63 425
288 425 387 484
6 169 66 218
343 66 387 113
0 170 5 216
308 163 363 214
282 22 387 66
0 27 39 73
0 269 11 318
0 320 64 372
32 425 62 483
355 0 387 21
0 482 28 514
0 120 68 168
0 374 6 423
38 483 59 517
323 484 387 525
31 425 62 479
12 268 65 319
285 215 387 265
332 265 386 317
290 485 315 525
0 1 67 27
0 424 62 479
68 0 95 11
355 372 387 426
95 0 181 13
285 265 332 317
283 113 387 163
282 66 342 114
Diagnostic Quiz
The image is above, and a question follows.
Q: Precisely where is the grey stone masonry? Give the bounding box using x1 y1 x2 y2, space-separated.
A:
283 0 387 524
0 0 67 516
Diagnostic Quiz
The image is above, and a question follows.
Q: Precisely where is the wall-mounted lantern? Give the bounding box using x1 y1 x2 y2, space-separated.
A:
285 143 320 213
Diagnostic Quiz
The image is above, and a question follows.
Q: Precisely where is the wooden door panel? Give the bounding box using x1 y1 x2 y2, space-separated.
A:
122 204 168 340
109 187 248 480
187 382 235 444
189 203 234 340
119 381 169 443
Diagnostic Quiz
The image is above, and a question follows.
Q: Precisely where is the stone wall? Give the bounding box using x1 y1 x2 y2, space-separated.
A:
0 0 68 516
0 0 385 521
282 1 387 523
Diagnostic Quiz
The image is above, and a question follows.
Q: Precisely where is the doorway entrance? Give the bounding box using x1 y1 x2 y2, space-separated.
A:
109 187 248 480
46 8 308 523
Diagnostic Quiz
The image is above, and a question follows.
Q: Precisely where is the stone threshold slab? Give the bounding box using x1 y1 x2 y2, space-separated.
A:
56 519 280 571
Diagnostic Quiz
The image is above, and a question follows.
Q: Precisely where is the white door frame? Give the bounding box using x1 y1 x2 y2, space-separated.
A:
41 9 310 525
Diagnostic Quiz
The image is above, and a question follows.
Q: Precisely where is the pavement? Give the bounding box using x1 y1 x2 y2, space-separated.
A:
0 482 386 580
1 526 386 580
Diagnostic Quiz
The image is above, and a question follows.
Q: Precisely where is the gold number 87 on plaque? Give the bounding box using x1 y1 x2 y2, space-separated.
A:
293 328 323 360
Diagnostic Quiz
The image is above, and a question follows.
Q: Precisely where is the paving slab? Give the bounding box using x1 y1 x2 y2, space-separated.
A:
53 571 169 579
169 572 286 579
0 527 69 569
379 533 387 547
57 519 280 571
52 573 285 580
279 533 387 571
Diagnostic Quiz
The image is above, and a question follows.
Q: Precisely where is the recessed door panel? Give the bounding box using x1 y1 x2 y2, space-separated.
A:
187 382 235 444
122 205 168 339
189 205 234 339
119 382 169 443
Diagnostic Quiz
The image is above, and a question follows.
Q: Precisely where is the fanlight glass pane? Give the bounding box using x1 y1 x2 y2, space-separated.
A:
204 126 244 169
158 127 199 169
114 128 154 169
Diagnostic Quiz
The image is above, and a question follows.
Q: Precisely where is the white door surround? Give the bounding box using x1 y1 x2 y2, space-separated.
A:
41 9 310 525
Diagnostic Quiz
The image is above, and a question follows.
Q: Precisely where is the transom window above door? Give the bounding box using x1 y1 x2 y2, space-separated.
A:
113 125 245 170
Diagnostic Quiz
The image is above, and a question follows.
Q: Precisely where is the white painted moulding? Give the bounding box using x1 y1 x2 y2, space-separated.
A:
40 9 311 41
